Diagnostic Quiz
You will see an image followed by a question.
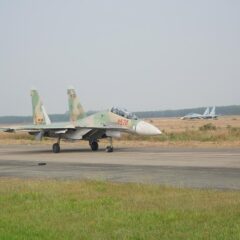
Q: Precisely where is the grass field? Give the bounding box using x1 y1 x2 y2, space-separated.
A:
0 179 240 240
1 116 240 147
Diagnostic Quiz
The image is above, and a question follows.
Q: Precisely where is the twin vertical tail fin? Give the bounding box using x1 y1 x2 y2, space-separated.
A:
210 106 216 117
203 107 210 116
67 87 85 123
31 88 84 125
31 89 51 125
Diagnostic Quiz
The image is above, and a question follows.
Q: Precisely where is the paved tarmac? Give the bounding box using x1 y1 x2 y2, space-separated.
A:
0 144 240 189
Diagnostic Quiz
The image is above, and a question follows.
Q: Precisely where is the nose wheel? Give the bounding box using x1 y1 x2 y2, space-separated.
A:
106 146 113 152
106 137 114 153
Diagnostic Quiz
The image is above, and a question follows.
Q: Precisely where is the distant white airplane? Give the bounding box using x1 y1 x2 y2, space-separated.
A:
181 107 218 120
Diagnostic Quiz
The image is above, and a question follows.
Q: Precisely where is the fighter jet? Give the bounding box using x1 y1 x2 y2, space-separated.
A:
1 88 161 153
181 107 210 120
181 107 218 120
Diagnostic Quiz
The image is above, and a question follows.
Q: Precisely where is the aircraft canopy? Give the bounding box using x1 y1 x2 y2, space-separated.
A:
111 107 138 120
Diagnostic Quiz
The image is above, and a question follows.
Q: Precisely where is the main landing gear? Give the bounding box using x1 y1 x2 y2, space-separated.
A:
106 137 113 153
90 140 99 151
51 137 114 153
52 137 61 153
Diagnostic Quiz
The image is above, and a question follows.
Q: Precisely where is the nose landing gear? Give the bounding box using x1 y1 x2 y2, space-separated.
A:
106 137 113 153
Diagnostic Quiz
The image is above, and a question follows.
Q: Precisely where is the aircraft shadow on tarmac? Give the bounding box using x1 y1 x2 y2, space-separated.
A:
3 147 138 155
2 146 238 156
5 147 237 155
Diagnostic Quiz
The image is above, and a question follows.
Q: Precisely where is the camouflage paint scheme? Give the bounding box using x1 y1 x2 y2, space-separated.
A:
31 90 47 125
1 88 161 152
68 88 85 122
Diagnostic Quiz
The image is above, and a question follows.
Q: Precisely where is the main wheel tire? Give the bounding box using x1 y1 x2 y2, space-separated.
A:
52 143 60 153
90 141 99 151
106 146 113 153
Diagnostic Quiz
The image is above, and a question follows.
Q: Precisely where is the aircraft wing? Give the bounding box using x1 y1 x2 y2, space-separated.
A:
0 120 131 143
0 122 76 133
0 122 129 134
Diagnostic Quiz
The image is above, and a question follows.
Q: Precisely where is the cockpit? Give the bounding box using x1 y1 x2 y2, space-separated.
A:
110 107 138 120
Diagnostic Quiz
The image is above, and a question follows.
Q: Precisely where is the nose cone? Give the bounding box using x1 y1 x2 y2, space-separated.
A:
136 121 162 136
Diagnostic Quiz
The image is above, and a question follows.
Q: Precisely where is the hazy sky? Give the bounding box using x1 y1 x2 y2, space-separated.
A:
0 0 239 116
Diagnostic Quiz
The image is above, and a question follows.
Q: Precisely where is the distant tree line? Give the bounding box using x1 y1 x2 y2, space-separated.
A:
0 105 240 124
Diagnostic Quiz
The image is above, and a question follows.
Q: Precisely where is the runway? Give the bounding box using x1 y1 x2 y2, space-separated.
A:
0 144 240 189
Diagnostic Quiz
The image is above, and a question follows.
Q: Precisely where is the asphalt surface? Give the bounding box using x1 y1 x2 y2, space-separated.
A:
0 144 240 189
